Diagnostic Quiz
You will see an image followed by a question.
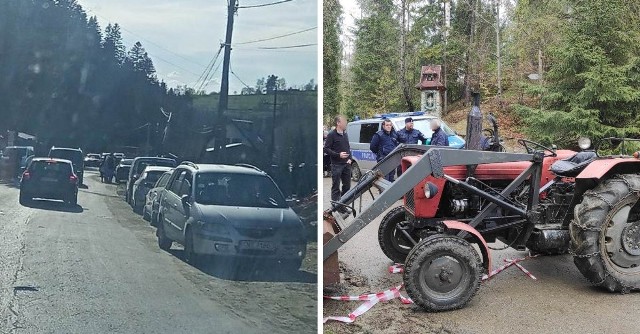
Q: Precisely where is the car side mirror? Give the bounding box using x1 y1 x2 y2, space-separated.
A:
181 194 191 207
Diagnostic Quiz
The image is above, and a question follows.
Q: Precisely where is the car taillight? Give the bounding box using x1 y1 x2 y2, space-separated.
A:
22 171 30 180
70 175 78 183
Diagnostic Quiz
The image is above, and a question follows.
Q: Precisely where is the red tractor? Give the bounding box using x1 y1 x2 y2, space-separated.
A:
323 138 640 311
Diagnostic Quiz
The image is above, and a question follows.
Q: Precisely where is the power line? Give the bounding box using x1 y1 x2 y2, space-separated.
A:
238 0 293 9
234 26 317 45
258 43 317 49
230 66 252 89
193 45 224 89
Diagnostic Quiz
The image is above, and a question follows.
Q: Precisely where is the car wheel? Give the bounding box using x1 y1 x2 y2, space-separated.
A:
184 228 202 266
156 217 172 251
150 210 158 227
70 192 78 206
19 192 31 206
142 206 150 221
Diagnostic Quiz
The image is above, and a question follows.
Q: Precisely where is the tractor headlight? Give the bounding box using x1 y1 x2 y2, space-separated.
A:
578 137 592 150
423 182 439 199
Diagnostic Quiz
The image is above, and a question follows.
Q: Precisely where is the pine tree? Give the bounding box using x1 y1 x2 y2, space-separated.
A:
516 0 640 146
323 0 342 122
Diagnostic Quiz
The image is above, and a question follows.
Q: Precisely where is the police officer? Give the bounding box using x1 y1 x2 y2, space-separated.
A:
370 119 399 182
430 119 449 146
397 117 428 145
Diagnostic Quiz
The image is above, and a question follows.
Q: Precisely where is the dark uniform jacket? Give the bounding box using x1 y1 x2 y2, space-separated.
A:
370 130 399 161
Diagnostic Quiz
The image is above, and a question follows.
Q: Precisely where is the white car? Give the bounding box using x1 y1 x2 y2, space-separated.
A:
131 166 173 212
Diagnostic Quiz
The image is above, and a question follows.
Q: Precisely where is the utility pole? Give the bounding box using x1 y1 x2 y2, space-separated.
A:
271 86 277 164
146 123 151 155
201 0 237 163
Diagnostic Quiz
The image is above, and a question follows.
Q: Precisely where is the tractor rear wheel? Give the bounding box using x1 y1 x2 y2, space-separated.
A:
571 174 640 292
378 206 419 263
403 235 482 311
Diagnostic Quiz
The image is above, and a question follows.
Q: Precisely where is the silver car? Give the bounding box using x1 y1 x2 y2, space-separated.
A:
131 166 173 213
156 162 307 271
143 170 173 226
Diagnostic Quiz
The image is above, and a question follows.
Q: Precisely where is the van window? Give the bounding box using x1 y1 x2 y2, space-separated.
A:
360 123 379 143
346 124 360 142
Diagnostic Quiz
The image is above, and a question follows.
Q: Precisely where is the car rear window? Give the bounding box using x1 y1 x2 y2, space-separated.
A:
50 149 82 165
194 173 287 208
145 171 165 184
30 160 72 175
136 160 176 174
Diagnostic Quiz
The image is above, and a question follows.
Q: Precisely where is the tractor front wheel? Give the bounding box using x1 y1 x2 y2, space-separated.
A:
571 174 640 292
378 206 418 263
403 235 482 311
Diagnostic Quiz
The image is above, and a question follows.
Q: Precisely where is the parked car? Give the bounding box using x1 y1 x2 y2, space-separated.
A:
125 157 177 205
49 147 84 185
19 158 78 205
155 162 307 271
143 170 174 225
345 112 465 180
131 166 173 212
115 158 133 183
84 153 101 168
1 146 34 179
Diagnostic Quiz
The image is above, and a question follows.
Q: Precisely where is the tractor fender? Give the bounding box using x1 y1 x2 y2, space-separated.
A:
576 158 640 181
443 220 491 272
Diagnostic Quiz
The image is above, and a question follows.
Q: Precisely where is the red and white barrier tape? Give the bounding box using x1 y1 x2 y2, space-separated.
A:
482 255 539 281
325 255 538 324
323 284 412 323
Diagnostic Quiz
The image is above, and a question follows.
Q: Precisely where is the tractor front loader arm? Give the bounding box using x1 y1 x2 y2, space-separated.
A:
323 146 533 261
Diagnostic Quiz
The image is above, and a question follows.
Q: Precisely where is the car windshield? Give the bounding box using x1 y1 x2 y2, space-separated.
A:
195 173 287 208
394 118 456 137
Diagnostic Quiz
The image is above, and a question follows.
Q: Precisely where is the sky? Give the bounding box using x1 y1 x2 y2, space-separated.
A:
76 0 318 93
338 0 359 53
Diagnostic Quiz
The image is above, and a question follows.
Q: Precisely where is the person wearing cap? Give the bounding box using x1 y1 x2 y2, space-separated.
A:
430 119 449 146
397 117 428 145
370 119 399 182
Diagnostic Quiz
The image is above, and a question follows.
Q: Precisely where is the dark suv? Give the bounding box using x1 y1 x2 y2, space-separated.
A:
155 162 307 270
49 147 84 185
20 158 79 205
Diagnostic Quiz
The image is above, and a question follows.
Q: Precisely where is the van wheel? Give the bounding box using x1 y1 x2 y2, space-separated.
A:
351 162 362 182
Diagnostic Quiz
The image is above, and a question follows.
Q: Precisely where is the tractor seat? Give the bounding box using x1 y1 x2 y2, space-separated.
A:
550 151 597 177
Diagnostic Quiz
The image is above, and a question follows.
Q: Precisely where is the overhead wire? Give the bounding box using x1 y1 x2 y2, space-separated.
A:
238 0 293 9
257 43 317 49
234 26 317 45
230 65 252 89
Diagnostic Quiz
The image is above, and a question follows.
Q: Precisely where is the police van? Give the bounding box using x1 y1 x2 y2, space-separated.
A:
346 112 465 180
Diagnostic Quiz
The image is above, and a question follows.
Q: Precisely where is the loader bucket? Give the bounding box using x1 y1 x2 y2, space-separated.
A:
323 216 340 286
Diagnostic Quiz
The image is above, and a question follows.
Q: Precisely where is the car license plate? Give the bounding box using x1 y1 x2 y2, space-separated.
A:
239 240 275 251
41 177 57 182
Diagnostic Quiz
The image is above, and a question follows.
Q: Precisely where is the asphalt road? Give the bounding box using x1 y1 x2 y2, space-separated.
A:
322 177 640 334
0 170 317 334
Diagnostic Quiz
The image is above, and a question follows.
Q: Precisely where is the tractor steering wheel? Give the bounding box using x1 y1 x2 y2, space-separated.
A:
518 139 557 157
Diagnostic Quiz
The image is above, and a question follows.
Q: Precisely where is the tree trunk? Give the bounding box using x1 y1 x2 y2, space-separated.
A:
399 0 414 112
